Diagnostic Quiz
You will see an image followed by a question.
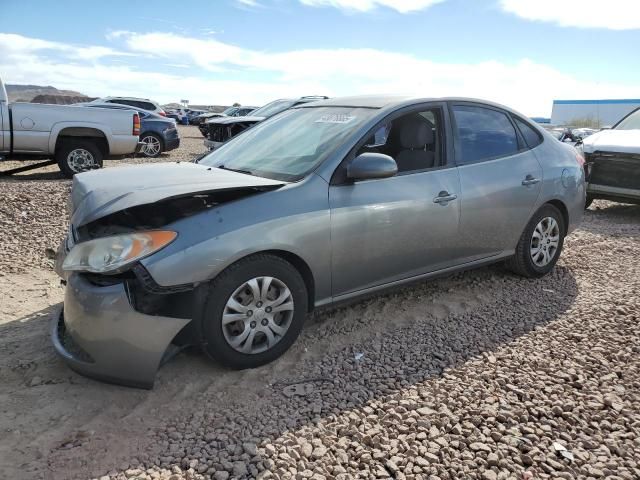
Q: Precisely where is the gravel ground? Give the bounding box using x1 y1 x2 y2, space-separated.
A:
0 125 204 274
0 127 638 480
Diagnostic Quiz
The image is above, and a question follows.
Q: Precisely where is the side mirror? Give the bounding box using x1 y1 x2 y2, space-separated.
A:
347 153 398 181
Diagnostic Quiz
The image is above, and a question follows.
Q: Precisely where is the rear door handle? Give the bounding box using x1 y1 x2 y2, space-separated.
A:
522 175 541 186
433 192 458 204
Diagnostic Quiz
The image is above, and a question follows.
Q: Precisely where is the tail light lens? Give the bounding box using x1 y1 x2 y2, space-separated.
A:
133 113 141 136
158 111 167 117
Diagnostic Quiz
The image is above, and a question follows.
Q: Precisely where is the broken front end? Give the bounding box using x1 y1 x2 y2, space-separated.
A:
585 151 640 205
52 163 285 388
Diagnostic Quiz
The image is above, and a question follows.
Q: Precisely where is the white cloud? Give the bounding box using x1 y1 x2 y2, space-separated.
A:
2 31 639 117
500 0 640 30
0 33 133 61
299 0 444 13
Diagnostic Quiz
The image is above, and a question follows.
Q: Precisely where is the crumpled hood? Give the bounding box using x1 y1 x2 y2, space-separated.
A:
70 162 286 226
204 116 265 126
582 129 640 154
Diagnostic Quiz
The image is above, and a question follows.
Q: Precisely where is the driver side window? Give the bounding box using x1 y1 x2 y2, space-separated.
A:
356 109 442 174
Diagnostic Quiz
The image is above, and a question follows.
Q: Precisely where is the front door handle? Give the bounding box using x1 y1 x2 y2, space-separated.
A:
522 175 541 186
433 191 458 204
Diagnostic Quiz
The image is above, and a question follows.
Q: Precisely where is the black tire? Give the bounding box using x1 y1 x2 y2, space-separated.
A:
55 139 104 178
585 195 594 209
506 204 566 278
197 254 308 369
139 132 164 158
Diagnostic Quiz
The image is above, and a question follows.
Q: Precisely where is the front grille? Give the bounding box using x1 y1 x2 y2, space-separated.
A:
207 125 229 143
589 152 640 190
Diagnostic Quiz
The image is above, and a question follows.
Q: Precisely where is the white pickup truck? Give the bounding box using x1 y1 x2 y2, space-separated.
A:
1 76 141 177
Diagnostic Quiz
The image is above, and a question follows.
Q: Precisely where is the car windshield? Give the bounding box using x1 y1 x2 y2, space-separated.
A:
199 107 377 181
249 100 296 118
223 107 239 115
615 109 640 130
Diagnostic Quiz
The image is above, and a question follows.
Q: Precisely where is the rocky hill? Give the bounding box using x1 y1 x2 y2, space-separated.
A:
6 84 93 104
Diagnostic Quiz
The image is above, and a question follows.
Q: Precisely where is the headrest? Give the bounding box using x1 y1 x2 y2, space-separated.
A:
399 118 434 149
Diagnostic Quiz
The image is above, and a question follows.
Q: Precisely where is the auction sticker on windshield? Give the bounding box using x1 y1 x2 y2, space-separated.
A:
315 114 356 124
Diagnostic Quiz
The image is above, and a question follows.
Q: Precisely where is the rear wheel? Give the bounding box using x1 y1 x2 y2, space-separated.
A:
506 204 565 278
198 254 308 369
139 133 163 158
56 139 103 178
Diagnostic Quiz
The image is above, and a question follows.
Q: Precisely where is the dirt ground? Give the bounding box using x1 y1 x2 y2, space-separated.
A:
0 126 638 480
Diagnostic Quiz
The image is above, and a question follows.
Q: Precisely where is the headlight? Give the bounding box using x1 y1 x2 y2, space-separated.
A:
62 230 177 274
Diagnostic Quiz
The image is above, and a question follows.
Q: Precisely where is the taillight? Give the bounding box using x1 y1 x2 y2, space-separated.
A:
158 111 167 117
133 113 141 136
574 152 585 166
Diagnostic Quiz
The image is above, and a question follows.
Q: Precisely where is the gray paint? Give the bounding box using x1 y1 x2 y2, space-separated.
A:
52 274 190 388
347 153 398 180
54 96 586 387
69 162 286 226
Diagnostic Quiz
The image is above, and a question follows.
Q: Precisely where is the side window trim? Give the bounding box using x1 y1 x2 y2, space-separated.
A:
449 101 527 166
330 102 453 185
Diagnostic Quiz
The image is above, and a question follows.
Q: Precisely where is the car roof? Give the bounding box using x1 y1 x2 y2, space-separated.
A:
295 95 535 122
296 95 521 111
84 102 163 118
102 96 157 103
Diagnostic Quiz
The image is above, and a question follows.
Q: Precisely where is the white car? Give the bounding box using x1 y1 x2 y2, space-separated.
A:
581 108 640 207
90 96 166 117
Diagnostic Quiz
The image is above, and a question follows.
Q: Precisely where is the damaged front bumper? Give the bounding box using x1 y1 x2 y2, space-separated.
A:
51 273 191 389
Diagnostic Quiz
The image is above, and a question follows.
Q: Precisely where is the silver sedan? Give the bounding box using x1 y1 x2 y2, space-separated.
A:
53 96 586 388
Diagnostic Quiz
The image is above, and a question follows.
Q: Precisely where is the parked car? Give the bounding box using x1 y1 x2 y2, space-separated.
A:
201 96 329 150
580 107 640 207
166 108 187 123
545 127 598 146
191 112 225 126
82 103 180 158
0 76 141 178
185 109 207 124
192 107 258 128
52 95 585 388
91 96 166 117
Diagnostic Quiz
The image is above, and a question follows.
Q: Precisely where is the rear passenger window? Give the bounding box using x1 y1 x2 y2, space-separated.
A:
514 117 542 148
452 105 519 164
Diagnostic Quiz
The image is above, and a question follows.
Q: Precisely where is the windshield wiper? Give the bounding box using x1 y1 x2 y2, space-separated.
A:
218 165 254 176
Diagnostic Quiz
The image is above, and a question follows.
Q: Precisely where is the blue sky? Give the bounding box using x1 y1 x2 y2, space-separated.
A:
1 0 639 116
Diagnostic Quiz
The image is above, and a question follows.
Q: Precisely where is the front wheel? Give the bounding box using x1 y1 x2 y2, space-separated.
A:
198 254 308 369
506 204 565 278
56 139 104 178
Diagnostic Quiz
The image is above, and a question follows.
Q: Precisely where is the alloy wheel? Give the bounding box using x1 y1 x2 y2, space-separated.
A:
530 216 560 267
222 276 294 354
141 135 161 157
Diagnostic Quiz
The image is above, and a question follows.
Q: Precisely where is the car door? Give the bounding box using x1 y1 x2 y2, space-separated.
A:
329 104 462 297
451 103 543 261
